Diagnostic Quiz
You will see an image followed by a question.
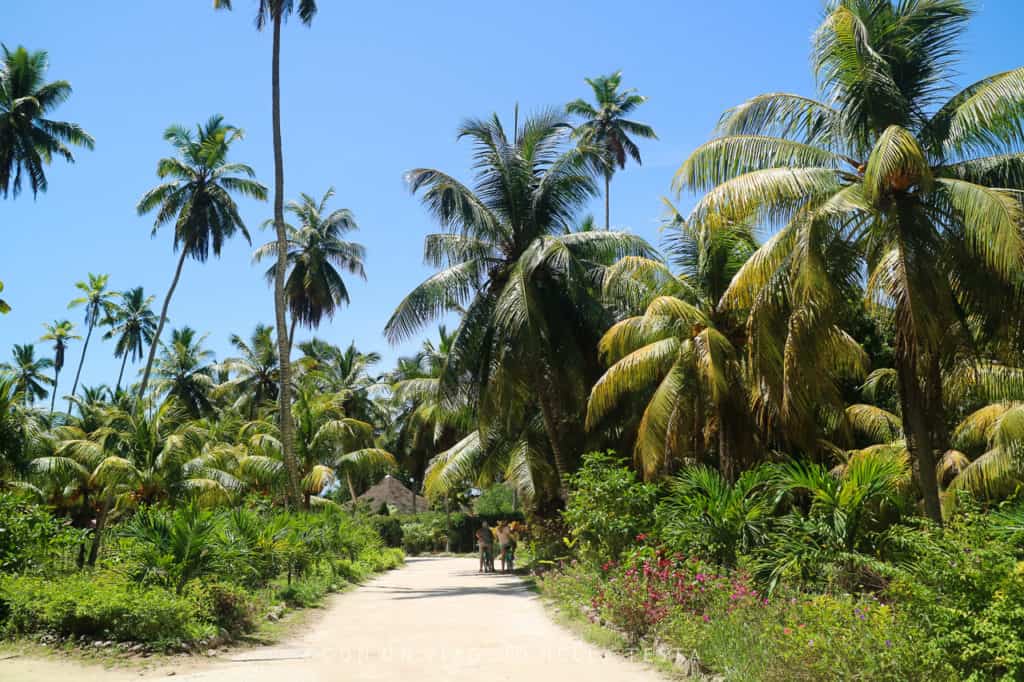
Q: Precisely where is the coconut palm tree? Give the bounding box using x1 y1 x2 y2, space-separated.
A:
103 286 158 392
674 0 1024 523
253 188 366 350
213 0 318 511
218 324 279 418
136 116 266 404
239 385 394 507
66 273 117 413
40 320 79 414
0 45 94 198
150 327 216 418
0 280 10 314
567 71 657 229
1 343 53 406
296 339 382 424
385 111 653 498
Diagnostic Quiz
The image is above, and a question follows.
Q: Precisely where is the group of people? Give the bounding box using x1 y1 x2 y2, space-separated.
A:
475 521 517 573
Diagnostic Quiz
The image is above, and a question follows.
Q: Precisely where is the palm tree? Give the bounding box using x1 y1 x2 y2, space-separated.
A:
674 0 1024 523
40 320 79 414
150 327 216 418
103 286 158 392
385 112 653 499
213 0 318 511
136 115 266 404
1 343 53 406
0 45 93 198
0 280 10 314
567 71 657 229
219 324 280 418
66 273 117 413
253 188 366 350
296 339 381 424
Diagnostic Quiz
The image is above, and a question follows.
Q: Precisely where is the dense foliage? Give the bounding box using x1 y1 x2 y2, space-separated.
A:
4 0 1024 676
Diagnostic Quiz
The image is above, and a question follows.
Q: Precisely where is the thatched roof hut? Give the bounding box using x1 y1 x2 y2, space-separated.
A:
357 475 427 514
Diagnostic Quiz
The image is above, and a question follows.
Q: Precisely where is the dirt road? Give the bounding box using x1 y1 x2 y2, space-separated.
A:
1 557 660 681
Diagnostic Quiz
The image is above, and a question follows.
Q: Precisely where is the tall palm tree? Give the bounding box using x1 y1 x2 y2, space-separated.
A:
385 112 653 499
0 45 93 198
40 320 79 414
213 0 318 511
136 116 266 404
567 71 657 229
150 327 216 418
66 273 117 413
219 323 280 418
674 0 1024 523
1 343 53 406
253 188 366 350
103 286 158 392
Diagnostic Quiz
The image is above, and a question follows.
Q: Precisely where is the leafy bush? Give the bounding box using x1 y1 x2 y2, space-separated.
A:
0 493 79 574
0 572 206 644
473 484 517 516
540 550 952 681
884 510 1024 680
563 452 658 564
184 580 256 635
369 514 403 548
121 503 221 594
657 465 776 567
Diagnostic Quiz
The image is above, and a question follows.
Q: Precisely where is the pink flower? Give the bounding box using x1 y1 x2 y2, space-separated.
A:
783 627 792 635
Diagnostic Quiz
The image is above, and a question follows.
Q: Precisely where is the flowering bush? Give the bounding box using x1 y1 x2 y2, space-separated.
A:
540 542 953 680
590 544 761 643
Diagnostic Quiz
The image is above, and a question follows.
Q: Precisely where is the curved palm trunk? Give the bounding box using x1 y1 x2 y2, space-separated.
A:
271 13 302 510
50 366 60 414
66 320 95 414
115 352 129 392
138 248 188 404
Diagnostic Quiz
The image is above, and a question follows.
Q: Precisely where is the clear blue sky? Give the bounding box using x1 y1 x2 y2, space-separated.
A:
2 1 1022 393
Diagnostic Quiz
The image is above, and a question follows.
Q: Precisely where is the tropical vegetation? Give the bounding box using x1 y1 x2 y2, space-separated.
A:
3 0 1024 677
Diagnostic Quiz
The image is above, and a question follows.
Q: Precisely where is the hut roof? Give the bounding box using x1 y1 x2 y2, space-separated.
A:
357 475 427 514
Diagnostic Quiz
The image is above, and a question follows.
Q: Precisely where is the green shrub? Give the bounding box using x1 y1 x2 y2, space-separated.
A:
473 484 517 516
369 515 404 548
0 572 205 644
563 451 658 564
885 511 1024 680
185 581 256 635
277 575 331 608
0 493 79 574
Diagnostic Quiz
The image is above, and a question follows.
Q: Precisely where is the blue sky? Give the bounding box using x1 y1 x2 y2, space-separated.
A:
2 0 1023 395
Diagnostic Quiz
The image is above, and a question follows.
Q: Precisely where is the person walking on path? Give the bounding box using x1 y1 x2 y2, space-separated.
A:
496 521 515 572
476 521 494 573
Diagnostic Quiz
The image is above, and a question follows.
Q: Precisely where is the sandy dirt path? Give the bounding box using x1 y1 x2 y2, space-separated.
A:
1 557 661 681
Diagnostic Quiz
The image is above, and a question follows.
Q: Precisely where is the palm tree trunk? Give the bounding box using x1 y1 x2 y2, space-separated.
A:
115 352 129 392
346 471 358 512
604 173 611 229
535 358 572 501
895 344 943 525
271 13 302 510
137 248 188 405
50 367 60 414
87 493 112 567
288 314 297 356
66 321 94 414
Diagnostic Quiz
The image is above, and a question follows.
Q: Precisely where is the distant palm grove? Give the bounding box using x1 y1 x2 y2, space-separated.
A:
5 1 1024 679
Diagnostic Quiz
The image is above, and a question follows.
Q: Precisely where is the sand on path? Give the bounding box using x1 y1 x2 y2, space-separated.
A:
0 556 661 681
